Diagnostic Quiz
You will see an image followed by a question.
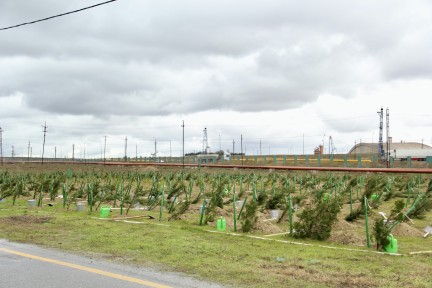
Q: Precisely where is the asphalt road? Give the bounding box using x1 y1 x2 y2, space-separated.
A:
0 239 225 288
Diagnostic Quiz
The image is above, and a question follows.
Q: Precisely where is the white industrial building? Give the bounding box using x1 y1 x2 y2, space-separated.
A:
348 142 432 160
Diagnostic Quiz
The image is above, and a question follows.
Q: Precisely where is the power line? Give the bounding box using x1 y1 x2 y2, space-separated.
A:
0 0 118 31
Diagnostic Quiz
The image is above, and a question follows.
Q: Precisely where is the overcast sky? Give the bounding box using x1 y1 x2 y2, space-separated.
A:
1 0 432 159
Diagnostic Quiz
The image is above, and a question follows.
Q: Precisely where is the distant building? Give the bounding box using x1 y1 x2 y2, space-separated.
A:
348 142 432 160
314 145 324 155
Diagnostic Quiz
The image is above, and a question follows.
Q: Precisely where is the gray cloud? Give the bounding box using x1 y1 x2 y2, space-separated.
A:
1 0 432 153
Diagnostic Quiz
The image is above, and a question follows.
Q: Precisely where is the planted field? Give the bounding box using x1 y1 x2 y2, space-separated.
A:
0 163 432 287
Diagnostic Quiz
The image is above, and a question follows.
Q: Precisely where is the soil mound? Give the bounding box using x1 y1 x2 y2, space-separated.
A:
253 211 282 234
330 220 365 246
391 223 424 237
329 231 365 246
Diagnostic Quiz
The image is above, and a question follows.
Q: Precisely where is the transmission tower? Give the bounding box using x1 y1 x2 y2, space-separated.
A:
377 108 384 158
11 145 15 157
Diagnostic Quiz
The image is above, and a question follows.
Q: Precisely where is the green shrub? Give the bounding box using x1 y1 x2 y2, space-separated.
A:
241 201 258 233
372 218 390 251
293 198 340 240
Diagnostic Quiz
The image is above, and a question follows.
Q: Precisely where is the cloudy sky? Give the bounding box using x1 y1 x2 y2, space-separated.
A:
1 0 432 159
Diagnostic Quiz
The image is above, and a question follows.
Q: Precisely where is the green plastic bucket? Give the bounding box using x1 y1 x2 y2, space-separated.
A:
323 193 330 202
217 217 226 231
100 206 111 218
384 234 398 253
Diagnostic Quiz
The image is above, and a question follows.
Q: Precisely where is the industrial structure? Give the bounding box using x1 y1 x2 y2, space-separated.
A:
348 142 432 161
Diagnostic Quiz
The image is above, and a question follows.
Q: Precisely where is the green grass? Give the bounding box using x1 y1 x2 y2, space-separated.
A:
1 199 432 288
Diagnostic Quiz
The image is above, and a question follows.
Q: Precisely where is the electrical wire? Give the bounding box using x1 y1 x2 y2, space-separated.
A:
0 0 118 31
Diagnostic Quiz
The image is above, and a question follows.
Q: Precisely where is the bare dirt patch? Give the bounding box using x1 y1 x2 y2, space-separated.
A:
0 215 52 225
140 166 159 173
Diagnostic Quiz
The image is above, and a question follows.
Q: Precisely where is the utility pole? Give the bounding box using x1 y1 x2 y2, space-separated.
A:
55 146 57 160
72 144 75 160
136 143 138 161
27 141 30 161
241 134 244 166
154 138 157 160
41 122 47 165
260 140 262 155
124 136 128 161
233 139 235 154
0 127 3 166
169 140 172 158
103 136 106 165
302 133 305 155
322 134 325 155
182 120 185 168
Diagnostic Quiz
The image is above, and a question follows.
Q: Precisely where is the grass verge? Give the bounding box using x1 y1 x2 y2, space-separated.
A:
1 200 432 288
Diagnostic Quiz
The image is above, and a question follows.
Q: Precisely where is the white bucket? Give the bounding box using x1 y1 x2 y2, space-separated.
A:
76 202 86 212
269 209 280 219
28 199 36 207
236 200 245 209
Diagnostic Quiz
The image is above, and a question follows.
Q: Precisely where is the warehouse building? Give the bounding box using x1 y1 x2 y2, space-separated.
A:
348 142 432 161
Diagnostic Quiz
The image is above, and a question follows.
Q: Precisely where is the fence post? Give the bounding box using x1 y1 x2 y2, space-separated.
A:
364 196 371 248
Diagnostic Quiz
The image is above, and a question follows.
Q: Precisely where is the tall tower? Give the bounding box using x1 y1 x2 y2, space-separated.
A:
202 127 210 154
386 108 390 167
377 108 384 158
